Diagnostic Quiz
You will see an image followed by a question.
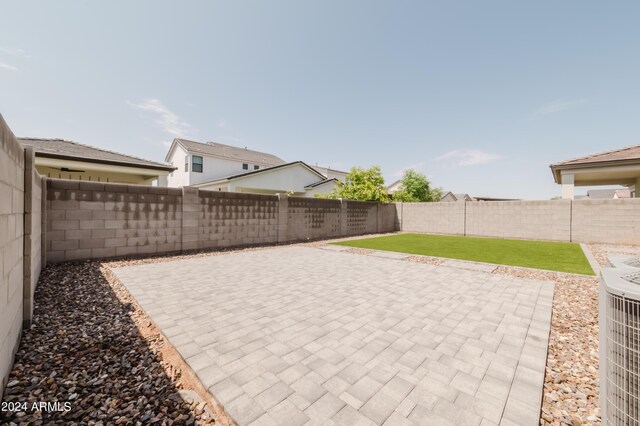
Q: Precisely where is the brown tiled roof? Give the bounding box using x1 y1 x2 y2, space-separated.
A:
18 138 175 171
551 145 640 167
173 138 286 165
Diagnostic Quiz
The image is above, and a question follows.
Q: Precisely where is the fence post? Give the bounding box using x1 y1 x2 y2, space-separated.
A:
277 193 289 243
23 147 34 328
40 177 46 268
340 199 348 237
181 187 200 252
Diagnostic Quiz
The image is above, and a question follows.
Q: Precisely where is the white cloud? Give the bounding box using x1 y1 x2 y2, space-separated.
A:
0 47 29 57
217 119 227 127
535 98 589 115
0 62 17 71
436 149 500 167
128 99 191 137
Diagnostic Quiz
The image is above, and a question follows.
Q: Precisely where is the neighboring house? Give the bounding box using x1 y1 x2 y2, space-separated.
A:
165 138 286 187
312 165 348 182
387 180 402 194
165 138 346 196
18 138 175 186
584 189 631 199
550 145 640 199
440 192 475 202
193 161 339 197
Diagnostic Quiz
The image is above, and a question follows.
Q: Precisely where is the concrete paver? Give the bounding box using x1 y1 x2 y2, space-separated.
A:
112 246 553 425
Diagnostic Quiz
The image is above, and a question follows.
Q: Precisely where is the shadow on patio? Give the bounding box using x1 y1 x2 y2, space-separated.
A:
1 260 216 424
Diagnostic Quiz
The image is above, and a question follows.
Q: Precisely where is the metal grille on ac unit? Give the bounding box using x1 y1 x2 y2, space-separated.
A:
601 257 640 425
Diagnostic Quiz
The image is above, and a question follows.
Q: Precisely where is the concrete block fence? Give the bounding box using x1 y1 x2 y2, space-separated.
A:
0 115 44 399
45 180 398 263
398 199 640 245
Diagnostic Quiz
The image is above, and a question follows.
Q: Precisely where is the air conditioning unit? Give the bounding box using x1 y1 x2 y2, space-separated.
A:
601 257 640 425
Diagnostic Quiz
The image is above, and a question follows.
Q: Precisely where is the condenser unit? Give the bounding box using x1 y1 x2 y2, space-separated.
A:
601 260 640 425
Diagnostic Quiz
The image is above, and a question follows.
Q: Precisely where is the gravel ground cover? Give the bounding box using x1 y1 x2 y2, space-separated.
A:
0 260 222 425
588 243 640 268
492 267 600 426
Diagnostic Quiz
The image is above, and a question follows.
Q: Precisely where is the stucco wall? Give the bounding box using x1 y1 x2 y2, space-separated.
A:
46 182 398 262
166 144 190 188
400 199 640 244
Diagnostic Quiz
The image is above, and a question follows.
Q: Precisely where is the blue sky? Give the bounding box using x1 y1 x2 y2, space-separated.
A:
1 1 639 199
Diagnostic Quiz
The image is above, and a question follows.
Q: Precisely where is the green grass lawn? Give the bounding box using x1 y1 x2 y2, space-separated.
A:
333 233 594 275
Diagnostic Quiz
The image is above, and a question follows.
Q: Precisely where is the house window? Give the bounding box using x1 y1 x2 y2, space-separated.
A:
242 163 248 170
192 155 203 173
254 165 260 170
185 159 188 172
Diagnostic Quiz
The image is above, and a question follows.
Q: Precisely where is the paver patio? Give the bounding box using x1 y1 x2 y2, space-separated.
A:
112 246 554 426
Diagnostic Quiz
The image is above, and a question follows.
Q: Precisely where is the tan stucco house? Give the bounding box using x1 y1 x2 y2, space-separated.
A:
19 138 175 186
550 145 640 199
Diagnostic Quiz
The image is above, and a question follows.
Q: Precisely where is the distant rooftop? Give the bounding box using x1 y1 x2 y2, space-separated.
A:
171 138 286 166
586 189 631 199
19 138 174 171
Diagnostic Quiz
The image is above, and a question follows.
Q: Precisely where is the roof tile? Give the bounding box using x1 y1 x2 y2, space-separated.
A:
18 138 173 170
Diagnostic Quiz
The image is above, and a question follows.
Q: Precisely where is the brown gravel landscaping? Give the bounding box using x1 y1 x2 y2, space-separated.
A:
492 267 600 426
0 259 221 425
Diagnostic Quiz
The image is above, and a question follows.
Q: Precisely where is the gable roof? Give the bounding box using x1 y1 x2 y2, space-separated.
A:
552 145 640 167
169 138 286 165
305 178 338 189
454 193 474 201
195 161 326 187
18 138 175 171
440 191 457 201
550 144 640 183
386 180 402 189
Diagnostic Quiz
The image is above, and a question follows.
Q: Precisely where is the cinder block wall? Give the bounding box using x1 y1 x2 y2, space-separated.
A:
22 147 44 326
378 203 397 232
400 199 640 244
0 115 45 399
46 182 398 262
400 202 466 235
466 200 571 241
287 197 341 241
199 191 279 249
46 180 184 262
572 199 640 244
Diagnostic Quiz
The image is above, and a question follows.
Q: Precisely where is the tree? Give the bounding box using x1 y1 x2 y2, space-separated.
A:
327 166 389 202
392 169 442 202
